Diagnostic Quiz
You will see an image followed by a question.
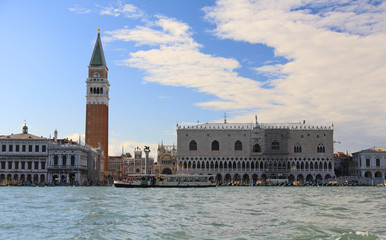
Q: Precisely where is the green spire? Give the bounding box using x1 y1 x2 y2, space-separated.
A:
89 29 106 67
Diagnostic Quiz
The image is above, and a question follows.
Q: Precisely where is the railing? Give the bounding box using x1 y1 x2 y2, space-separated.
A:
47 165 85 169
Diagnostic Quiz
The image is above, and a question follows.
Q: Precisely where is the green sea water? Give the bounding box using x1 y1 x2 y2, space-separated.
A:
0 186 385 239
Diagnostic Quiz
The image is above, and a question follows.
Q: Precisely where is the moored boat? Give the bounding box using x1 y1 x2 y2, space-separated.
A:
113 174 216 188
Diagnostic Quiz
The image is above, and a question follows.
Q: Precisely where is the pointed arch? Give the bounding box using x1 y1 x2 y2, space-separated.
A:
253 144 261 153
235 140 242 151
211 140 219 151
189 140 197 150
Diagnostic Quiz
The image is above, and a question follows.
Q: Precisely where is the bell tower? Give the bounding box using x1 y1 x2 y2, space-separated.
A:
86 28 109 175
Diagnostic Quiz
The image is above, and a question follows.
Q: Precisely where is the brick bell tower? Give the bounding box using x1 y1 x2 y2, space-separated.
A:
86 28 110 175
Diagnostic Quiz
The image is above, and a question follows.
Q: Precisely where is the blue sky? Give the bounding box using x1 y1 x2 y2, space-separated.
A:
1 0 386 157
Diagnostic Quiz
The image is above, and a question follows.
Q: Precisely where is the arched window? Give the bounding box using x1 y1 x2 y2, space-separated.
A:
253 144 261 153
54 155 58 166
271 140 280 150
100 88 103 94
212 140 219 151
235 140 242 151
317 144 325 153
97 88 99 94
189 140 197 151
90 87 93 94
294 144 302 153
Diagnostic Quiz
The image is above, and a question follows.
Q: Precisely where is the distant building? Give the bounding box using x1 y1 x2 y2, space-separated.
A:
0 126 104 185
334 152 354 176
108 153 131 179
352 147 386 183
0 124 49 184
126 147 154 175
177 117 335 184
47 130 104 185
153 143 177 175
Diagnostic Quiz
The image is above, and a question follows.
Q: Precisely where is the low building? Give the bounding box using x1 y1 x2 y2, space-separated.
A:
0 126 104 185
334 152 354 176
108 153 131 179
153 143 177 175
46 130 103 185
0 124 49 185
352 147 386 184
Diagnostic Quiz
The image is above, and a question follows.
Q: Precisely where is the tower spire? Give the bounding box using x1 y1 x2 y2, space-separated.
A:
89 28 106 67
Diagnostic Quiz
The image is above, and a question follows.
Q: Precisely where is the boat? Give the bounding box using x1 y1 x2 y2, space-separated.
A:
113 174 217 188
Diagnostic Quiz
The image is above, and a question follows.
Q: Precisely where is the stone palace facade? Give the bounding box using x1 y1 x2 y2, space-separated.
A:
177 117 335 184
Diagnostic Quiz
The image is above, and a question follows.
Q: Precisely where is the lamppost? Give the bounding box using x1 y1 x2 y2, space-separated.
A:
144 146 150 175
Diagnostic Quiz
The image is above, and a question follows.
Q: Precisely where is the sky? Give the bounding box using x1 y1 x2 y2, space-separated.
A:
0 0 385 158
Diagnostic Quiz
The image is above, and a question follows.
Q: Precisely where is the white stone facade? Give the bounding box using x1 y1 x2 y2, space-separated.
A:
0 125 49 184
177 120 335 184
47 140 90 185
352 147 386 183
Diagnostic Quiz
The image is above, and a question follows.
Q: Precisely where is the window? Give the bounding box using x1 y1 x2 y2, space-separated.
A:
235 140 242 151
1 145 5 152
100 88 103 94
28 145 32 152
9 145 13 152
366 159 370 167
1 161 5 169
16 145 20 152
41 162 45 169
21 162 25 169
15 162 19 169
63 155 67 166
42 145 46 152
54 155 58 166
376 159 380 167
34 162 39 169
189 140 197 151
71 156 75 166
253 144 261 153
8 161 12 169
212 140 219 151
301 135 304 138
22 145 26 152
35 145 39 152
317 144 325 153
271 141 280 150
294 144 302 153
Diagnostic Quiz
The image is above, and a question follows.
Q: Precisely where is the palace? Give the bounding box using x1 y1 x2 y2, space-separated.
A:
177 117 335 184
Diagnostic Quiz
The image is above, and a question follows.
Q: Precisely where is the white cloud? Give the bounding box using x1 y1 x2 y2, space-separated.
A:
109 139 158 159
100 2 142 18
203 0 386 152
65 133 85 144
68 6 91 14
103 1 386 153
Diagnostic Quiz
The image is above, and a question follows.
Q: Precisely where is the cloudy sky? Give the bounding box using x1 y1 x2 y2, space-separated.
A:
1 0 385 157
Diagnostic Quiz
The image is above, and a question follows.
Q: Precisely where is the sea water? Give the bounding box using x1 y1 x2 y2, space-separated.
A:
0 186 385 239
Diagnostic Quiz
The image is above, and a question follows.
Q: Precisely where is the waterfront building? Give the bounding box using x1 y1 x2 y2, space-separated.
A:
352 147 386 184
153 143 177 175
0 124 49 184
85 28 110 176
46 130 103 185
177 117 335 184
334 152 354 177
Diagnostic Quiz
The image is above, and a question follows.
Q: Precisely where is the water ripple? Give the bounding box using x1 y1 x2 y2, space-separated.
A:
1 186 386 239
